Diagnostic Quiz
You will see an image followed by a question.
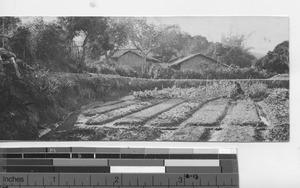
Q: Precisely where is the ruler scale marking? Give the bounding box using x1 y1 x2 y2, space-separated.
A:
0 147 239 187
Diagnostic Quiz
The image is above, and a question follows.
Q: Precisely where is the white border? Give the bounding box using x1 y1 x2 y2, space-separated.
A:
0 0 300 187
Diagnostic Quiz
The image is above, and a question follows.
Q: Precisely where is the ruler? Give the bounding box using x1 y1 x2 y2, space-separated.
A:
0 147 239 188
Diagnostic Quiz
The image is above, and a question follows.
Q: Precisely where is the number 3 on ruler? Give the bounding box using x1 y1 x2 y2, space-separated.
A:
178 177 183 183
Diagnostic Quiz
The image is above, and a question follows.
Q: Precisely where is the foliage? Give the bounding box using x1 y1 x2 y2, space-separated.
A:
151 26 190 62
93 63 271 79
244 83 268 99
97 64 117 75
255 41 289 74
0 17 21 48
133 83 233 100
0 61 45 140
58 17 110 63
115 65 138 77
221 33 252 49
267 124 289 141
34 22 74 71
265 88 289 104
145 66 271 80
10 26 34 62
124 18 162 55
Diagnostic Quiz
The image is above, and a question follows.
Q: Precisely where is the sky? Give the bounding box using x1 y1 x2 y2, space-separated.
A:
21 16 289 55
147 16 289 55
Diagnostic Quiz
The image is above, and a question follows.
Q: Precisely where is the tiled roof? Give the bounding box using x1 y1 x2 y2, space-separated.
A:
169 53 230 68
111 49 160 63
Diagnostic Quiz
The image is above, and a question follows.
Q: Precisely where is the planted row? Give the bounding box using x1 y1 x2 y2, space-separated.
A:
86 101 156 125
145 102 200 128
182 98 230 127
114 99 184 126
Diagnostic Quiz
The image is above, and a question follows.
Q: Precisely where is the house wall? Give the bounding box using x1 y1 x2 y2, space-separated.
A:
179 55 225 72
116 52 152 73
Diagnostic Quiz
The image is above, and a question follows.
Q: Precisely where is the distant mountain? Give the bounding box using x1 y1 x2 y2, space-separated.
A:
251 52 265 59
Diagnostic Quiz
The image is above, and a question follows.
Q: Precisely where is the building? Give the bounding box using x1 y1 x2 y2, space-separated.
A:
110 49 161 73
169 53 229 71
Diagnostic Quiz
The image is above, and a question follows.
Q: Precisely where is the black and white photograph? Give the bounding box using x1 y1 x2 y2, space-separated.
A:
0 16 289 142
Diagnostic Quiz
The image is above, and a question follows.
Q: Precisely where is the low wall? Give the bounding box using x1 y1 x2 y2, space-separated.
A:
57 73 289 93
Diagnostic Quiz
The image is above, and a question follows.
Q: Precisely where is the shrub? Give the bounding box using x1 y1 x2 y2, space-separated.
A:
244 83 268 99
133 82 232 100
115 66 138 77
267 124 289 141
97 64 117 75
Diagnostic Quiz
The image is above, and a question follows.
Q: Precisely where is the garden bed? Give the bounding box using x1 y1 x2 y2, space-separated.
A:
182 98 230 127
227 99 263 127
263 88 289 126
144 102 200 127
97 126 163 141
209 125 256 142
86 101 156 125
159 126 207 142
113 99 185 125
82 100 135 117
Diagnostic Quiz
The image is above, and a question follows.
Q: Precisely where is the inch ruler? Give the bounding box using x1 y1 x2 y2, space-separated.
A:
0 147 239 188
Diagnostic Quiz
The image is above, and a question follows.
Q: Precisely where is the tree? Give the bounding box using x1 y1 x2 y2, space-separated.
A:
185 35 210 55
58 17 109 65
221 33 252 49
88 18 128 63
34 22 70 70
216 45 256 68
203 33 257 68
123 18 165 72
255 41 289 73
11 26 34 62
151 25 187 62
0 17 21 48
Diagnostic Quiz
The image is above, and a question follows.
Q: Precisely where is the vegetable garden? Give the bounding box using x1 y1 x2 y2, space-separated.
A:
43 81 289 142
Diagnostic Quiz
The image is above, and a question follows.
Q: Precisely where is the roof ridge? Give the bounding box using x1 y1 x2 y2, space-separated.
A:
169 53 230 68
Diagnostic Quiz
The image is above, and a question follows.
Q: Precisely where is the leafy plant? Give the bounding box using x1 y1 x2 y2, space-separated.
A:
244 83 268 99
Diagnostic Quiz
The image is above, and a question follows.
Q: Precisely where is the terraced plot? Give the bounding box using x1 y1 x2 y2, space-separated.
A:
182 98 230 127
144 102 200 128
47 88 288 142
227 99 263 127
113 99 184 125
86 101 158 125
208 99 264 142
82 100 135 116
